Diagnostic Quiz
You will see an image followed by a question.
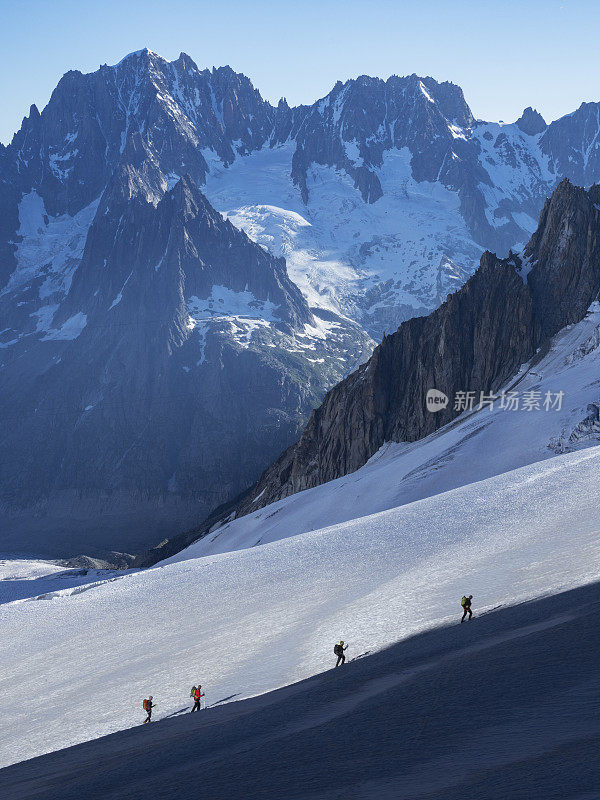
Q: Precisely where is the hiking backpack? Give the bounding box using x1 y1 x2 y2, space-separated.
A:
143 698 149 711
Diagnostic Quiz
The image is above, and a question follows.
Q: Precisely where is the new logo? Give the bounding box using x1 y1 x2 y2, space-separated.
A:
426 388 448 412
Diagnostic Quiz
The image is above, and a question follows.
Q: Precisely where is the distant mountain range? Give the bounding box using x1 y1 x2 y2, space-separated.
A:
3 48 600 557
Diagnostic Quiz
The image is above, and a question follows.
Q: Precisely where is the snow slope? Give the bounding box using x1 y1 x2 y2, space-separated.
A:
171 302 600 559
1 445 600 768
3 581 599 799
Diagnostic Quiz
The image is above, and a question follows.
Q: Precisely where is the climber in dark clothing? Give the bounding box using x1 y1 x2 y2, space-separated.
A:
461 595 473 622
334 641 348 666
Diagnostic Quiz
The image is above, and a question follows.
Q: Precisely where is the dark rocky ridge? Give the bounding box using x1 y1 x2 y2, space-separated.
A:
539 103 600 188
226 179 600 515
290 74 474 202
61 170 313 332
7 50 278 218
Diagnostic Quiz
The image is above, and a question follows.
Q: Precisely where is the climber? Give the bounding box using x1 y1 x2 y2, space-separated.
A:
143 695 155 723
461 595 473 622
334 640 348 666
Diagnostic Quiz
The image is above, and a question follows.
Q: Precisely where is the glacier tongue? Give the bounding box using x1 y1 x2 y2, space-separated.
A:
4 192 99 304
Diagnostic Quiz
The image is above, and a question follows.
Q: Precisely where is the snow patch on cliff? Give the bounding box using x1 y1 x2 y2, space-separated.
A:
2 192 99 302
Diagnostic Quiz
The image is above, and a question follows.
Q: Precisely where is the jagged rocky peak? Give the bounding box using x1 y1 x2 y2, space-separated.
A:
173 50 196 70
516 106 547 135
27 102 40 121
323 72 472 130
165 175 313 329
5 48 278 218
290 71 477 204
7 48 595 259
0 154 329 555
63 164 313 337
237 180 600 513
539 101 600 185
526 178 600 338
113 46 165 65
405 73 474 127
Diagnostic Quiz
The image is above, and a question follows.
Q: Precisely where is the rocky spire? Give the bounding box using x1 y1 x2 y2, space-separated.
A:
516 106 547 135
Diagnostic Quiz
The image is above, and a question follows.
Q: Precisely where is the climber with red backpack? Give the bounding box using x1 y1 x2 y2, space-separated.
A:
142 695 155 723
191 684 205 712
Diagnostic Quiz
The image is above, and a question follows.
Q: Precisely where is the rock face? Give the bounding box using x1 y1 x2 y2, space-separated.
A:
526 182 600 338
64 170 312 332
7 50 277 218
539 103 600 188
235 180 600 513
290 74 473 206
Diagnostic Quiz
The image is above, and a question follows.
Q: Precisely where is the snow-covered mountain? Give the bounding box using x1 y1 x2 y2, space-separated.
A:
4 50 600 335
0 165 371 556
4 48 600 557
0 50 377 557
202 80 600 337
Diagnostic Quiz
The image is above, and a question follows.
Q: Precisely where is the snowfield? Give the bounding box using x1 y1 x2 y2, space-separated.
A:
1 444 600 770
0 560 129 605
2 581 599 799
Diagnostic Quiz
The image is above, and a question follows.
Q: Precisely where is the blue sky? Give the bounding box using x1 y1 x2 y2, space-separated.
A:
0 0 598 144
